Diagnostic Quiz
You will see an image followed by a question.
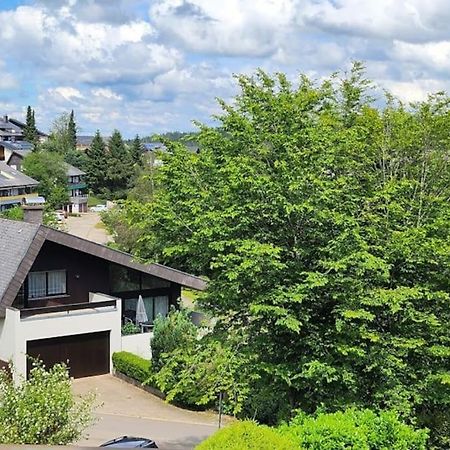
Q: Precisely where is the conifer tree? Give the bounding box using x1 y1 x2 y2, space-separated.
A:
24 106 38 146
106 129 135 198
130 134 143 164
68 110 77 151
85 130 107 194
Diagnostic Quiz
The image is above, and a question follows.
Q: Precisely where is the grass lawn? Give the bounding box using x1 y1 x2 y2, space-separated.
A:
88 194 105 207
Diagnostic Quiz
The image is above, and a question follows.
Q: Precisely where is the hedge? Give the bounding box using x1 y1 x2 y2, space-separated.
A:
195 421 296 450
281 408 429 450
112 351 151 384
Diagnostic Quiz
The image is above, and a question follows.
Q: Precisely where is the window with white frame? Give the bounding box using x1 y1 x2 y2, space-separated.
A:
28 270 67 299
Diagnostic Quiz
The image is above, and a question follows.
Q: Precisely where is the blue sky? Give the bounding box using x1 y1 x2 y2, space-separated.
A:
0 1 448 137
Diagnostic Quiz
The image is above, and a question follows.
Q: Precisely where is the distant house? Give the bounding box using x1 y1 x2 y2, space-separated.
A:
8 116 48 143
0 162 44 211
76 135 94 151
0 141 33 170
0 215 206 380
0 115 47 143
65 163 88 213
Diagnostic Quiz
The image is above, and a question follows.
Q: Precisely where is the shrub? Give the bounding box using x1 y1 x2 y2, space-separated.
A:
112 351 151 384
280 408 428 450
0 361 95 445
121 322 140 335
151 307 197 371
195 421 296 450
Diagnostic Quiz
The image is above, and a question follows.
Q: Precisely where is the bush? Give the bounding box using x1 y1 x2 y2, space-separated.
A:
121 322 140 335
280 408 428 450
195 421 296 450
112 351 151 384
0 361 95 445
151 307 197 371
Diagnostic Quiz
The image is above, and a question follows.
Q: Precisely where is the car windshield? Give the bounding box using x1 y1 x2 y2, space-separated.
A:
102 438 150 448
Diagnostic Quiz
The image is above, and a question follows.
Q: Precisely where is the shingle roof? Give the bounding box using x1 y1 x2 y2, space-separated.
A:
0 162 39 189
0 219 40 303
65 163 85 177
0 218 207 314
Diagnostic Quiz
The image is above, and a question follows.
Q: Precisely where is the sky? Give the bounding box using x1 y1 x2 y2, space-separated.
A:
0 0 449 137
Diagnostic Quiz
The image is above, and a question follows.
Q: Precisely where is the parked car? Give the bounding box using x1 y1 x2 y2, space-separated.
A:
100 436 158 448
90 204 107 212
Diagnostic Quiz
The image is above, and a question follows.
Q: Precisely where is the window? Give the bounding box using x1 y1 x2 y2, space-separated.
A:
109 264 170 293
28 270 67 299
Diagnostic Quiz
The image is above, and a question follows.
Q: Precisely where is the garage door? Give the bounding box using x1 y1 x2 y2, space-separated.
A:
26 331 110 379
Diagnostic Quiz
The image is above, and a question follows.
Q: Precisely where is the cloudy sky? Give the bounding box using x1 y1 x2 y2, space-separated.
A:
0 0 448 137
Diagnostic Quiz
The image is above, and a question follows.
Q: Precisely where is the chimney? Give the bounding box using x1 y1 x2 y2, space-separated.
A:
22 205 44 224
4 115 8 122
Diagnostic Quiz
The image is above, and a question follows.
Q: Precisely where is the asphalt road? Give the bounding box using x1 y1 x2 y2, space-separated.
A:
82 413 216 449
65 212 112 245
74 375 220 450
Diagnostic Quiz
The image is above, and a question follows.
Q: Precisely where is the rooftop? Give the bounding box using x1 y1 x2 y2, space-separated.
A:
0 162 39 189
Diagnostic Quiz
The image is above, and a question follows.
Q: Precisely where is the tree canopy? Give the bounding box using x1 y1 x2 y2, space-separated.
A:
22 150 69 209
104 64 450 448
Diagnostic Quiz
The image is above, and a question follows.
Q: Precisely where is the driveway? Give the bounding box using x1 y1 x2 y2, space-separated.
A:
65 212 112 245
73 375 220 450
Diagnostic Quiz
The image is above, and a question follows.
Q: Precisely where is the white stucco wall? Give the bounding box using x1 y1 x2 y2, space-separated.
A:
121 332 152 359
0 294 122 382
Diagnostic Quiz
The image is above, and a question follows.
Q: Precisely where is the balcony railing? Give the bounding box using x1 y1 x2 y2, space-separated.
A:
20 300 117 319
69 195 88 204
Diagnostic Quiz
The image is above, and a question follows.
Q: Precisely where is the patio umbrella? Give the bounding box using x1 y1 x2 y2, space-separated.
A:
135 295 148 324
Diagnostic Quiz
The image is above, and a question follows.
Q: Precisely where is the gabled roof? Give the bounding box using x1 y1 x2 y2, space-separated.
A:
65 163 85 177
0 162 39 189
0 218 207 315
8 118 48 137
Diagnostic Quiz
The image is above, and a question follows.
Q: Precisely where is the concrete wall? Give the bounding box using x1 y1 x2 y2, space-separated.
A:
121 332 152 359
0 293 122 382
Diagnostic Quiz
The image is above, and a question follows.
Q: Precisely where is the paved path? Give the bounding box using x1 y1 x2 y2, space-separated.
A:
65 212 112 245
73 375 220 450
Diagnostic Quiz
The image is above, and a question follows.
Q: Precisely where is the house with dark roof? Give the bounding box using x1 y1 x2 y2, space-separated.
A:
0 148 88 213
0 214 206 380
7 116 48 143
0 162 44 211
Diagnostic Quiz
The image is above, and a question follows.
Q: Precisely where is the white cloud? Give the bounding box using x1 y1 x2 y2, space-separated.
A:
92 88 122 100
48 87 85 102
151 0 298 57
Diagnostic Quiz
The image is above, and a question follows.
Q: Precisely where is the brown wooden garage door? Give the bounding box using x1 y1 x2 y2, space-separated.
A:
27 331 110 379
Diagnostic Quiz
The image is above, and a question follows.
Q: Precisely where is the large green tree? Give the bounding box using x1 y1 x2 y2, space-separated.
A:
68 110 77 151
23 105 38 145
107 65 450 448
105 129 135 198
85 130 108 194
22 150 69 209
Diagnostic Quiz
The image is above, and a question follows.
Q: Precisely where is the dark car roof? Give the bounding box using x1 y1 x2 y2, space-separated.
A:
100 436 157 448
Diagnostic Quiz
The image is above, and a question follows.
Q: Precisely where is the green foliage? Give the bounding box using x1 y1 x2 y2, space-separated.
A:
86 129 136 198
0 206 24 221
85 130 108 194
280 408 428 450
24 106 38 145
68 110 77 152
41 112 77 155
107 65 450 446
155 338 257 415
22 150 69 209
195 421 296 450
0 362 95 445
112 351 152 384
121 322 140 335
151 307 197 371
130 134 143 165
